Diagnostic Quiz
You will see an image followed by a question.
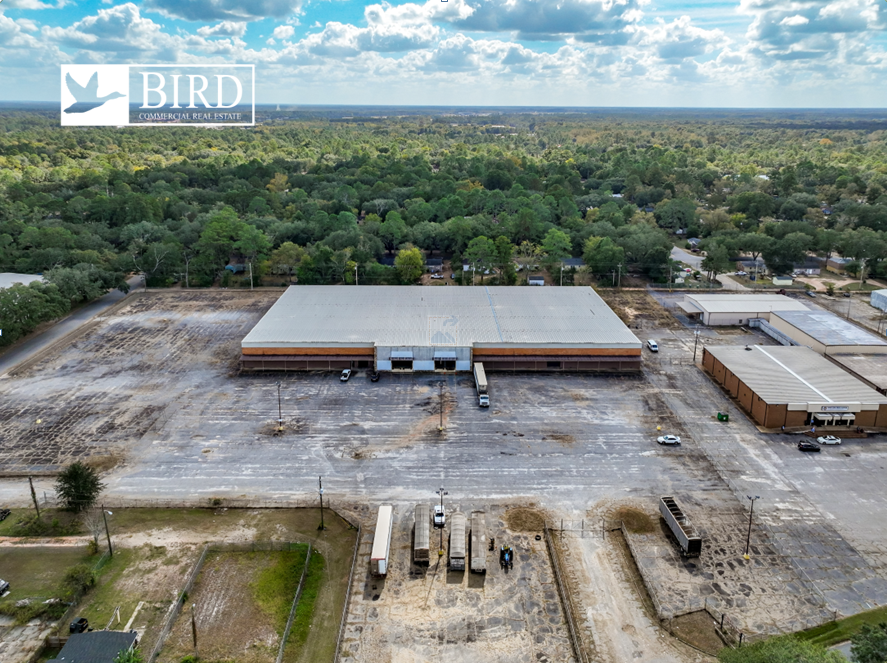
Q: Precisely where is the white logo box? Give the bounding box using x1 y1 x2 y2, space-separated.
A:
61 64 255 127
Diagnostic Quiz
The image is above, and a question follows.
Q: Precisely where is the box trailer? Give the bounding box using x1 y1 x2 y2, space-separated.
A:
448 512 466 571
413 504 430 564
470 512 487 573
473 363 489 407
659 496 702 557
371 505 394 576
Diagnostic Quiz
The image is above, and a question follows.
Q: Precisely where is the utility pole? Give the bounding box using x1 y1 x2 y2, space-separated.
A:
102 505 113 556
560 264 564 287
318 476 326 531
190 604 198 651
276 381 283 432
354 264 358 286
28 476 40 518
693 330 701 363
744 495 760 559
611 270 616 287
617 263 622 288
248 262 253 290
668 263 672 293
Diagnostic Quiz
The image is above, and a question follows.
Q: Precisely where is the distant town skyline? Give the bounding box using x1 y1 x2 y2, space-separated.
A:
1 0 886 108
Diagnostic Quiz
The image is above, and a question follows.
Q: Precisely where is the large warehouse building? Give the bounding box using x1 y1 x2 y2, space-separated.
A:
703 345 887 428
679 294 809 326
768 310 887 355
241 286 642 372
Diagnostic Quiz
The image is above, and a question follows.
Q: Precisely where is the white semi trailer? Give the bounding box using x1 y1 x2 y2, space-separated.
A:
371 505 394 576
473 362 489 407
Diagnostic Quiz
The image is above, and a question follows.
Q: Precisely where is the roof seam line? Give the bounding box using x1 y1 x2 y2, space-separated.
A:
483 286 504 343
755 346 833 403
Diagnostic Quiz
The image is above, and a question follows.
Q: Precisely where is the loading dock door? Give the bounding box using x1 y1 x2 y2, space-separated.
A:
433 351 457 371
391 350 414 371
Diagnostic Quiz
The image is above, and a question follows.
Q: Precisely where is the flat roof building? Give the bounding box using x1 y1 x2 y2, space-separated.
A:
828 354 887 396
241 286 642 372
679 294 809 326
703 345 887 429
769 310 887 355
0 273 42 290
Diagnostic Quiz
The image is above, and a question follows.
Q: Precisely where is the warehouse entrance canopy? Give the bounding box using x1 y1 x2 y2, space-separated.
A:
241 286 642 372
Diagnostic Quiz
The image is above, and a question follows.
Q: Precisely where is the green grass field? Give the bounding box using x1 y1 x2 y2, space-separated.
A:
799 605 887 648
0 546 92 602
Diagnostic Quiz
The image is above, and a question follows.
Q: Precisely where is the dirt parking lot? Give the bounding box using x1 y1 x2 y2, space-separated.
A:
340 505 574 663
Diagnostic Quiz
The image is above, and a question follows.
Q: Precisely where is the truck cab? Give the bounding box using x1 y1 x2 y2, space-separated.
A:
478 394 489 407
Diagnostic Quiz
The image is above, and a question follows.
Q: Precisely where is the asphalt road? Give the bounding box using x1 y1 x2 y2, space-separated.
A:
0 275 142 377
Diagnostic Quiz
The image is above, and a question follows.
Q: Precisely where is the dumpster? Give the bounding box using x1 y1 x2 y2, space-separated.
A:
717 412 729 422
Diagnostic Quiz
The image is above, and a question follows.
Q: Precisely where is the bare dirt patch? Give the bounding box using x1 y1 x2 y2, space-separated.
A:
504 507 545 532
669 611 723 656
543 433 576 446
610 507 655 534
598 290 682 330
160 552 280 663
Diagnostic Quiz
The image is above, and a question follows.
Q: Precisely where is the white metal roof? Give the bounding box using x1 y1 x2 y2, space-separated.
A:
243 286 641 349
0 273 43 290
706 345 887 405
772 310 887 348
685 294 810 315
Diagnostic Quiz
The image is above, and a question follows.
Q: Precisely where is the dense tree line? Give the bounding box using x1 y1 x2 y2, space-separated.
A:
2 109 887 338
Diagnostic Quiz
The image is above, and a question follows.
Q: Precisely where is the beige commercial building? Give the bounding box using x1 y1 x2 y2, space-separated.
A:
241 286 642 373
703 345 887 428
769 310 887 356
679 294 809 326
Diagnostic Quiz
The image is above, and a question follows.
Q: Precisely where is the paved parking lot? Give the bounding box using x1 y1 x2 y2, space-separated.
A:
4 290 887 642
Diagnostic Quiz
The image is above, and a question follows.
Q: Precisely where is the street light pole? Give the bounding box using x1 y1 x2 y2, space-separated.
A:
560 264 564 287
354 264 358 286
744 495 760 558
276 381 283 432
439 381 444 431
693 330 701 363
318 476 326 531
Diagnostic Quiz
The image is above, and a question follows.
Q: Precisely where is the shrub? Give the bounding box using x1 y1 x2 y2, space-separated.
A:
55 461 105 512
61 564 96 600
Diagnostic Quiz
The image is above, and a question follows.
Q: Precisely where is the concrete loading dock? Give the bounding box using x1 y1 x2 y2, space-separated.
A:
703 345 887 428
240 286 642 373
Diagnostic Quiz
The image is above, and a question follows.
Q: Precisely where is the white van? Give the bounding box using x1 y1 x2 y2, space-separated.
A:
646 340 659 352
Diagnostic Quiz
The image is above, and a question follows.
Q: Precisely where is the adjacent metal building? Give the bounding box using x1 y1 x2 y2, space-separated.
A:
241 286 642 372
703 345 887 428
871 289 887 312
679 294 809 326
768 310 887 356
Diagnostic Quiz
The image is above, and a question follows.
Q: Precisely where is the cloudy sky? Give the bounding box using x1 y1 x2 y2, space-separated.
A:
2 0 887 107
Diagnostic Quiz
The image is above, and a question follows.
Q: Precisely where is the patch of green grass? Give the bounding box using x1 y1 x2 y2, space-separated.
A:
838 282 879 292
799 605 887 648
74 547 138 630
284 550 325 658
252 545 309 634
0 509 82 537
0 546 92 601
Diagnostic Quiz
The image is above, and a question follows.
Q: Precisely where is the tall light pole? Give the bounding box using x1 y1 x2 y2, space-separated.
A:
276 381 283 432
354 264 358 286
617 263 622 288
318 476 326 531
744 495 760 559
436 487 448 554
693 330 701 363
438 381 444 431
560 264 564 287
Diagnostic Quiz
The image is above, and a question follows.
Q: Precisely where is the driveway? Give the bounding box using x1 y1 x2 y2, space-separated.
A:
0 275 142 376
670 246 702 269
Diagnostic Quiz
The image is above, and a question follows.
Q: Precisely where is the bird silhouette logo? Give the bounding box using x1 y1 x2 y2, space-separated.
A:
63 71 126 114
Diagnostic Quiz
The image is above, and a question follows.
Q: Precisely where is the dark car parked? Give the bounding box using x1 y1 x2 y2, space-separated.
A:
798 441 821 452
